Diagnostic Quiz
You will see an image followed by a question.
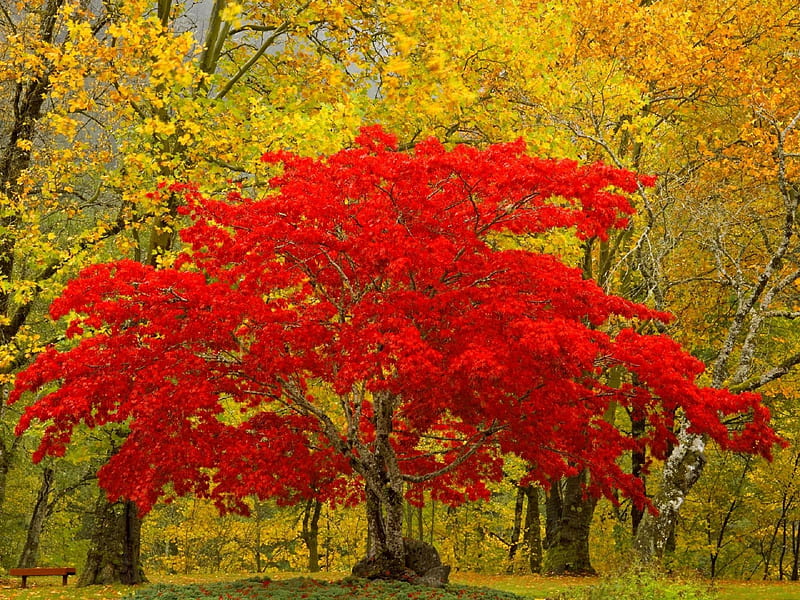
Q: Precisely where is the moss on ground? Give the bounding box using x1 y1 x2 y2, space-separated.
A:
122 576 527 600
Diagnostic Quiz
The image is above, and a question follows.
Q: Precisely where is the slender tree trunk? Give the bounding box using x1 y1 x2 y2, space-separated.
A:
0 443 8 513
762 519 781 581
255 531 263 573
0 4 66 566
0 428 20 543
429 498 435 546
523 485 542 574
543 472 597 575
544 481 561 550
630 412 647 535
17 467 55 568
791 521 800 581
780 520 789 581
79 492 146 586
707 462 747 581
0 442 9 566
301 498 322 572
506 486 525 573
254 502 263 573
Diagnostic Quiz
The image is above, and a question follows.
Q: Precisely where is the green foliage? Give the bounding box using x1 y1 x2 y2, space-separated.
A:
121 577 526 600
552 568 716 600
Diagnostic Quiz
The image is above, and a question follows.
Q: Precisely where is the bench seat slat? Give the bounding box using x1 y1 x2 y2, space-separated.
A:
10 567 76 576
10 567 76 588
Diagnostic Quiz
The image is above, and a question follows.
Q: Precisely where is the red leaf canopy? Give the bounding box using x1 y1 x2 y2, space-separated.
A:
11 127 779 514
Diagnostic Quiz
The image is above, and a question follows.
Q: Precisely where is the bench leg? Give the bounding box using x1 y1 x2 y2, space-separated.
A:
62 573 69 586
21 575 27 589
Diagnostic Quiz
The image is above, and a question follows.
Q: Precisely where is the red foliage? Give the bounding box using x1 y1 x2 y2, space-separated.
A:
10 127 779 514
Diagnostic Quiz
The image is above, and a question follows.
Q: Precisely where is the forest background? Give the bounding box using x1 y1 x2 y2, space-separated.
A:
0 0 799 585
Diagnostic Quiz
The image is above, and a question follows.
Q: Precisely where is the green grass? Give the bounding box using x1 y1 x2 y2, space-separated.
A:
0 572 798 600
451 573 593 598
713 580 800 600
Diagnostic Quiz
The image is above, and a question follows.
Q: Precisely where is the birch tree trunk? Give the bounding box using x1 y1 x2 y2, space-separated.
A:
635 146 800 559
632 427 706 559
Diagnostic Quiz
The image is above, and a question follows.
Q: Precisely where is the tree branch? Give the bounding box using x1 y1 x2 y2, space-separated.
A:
214 19 294 100
402 422 506 484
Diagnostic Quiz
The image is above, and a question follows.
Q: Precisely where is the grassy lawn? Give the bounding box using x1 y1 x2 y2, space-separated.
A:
451 573 594 598
0 572 797 600
712 580 800 600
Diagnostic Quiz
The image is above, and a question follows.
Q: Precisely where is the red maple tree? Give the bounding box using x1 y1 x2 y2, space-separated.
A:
11 127 779 579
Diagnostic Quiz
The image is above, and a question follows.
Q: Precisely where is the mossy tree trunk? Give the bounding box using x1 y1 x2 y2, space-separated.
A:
543 471 597 575
523 485 542 573
79 492 146 586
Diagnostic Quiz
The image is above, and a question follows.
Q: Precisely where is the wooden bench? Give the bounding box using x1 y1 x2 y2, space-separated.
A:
9 567 76 588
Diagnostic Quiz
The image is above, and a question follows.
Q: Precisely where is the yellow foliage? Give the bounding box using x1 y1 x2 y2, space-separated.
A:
2 0 800 575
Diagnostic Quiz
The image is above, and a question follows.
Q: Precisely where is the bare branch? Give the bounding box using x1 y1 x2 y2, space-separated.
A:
214 21 291 100
730 350 800 393
403 422 506 484
763 310 800 320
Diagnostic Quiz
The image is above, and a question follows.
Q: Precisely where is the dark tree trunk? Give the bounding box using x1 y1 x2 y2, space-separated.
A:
0 441 9 566
523 485 542 573
780 520 788 580
544 479 561 550
355 482 411 580
543 471 597 575
429 498 435 545
0 0 66 562
506 485 525 573
79 493 146 586
792 521 800 581
630 412 647 535
255 526 263 573
0 427 14 512
17 467 55 568
0 425 21 540
301 498 322 572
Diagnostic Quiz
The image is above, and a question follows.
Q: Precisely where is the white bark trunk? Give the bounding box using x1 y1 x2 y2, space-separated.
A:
633 425 706 559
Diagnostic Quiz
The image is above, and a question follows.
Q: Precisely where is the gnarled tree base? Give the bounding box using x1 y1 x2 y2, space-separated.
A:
352 538 451 587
